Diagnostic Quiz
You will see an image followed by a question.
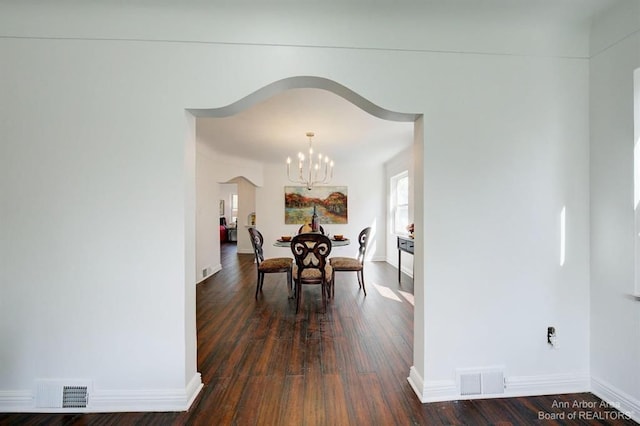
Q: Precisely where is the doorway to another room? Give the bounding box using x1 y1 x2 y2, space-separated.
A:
219 183 238 246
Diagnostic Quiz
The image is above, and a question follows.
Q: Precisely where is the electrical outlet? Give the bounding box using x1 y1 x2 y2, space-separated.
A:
547 326 557 348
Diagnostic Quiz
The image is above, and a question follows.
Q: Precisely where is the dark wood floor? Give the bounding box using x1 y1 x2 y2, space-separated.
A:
1 243 636 425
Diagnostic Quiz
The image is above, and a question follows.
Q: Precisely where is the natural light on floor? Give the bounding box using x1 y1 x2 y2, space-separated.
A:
398 290 414 306
372 282 402 302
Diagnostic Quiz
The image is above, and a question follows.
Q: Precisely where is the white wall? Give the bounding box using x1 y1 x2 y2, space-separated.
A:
196 141 389 279
418 51 590 399
256 163 387 262
196 143 223 281
589 0 640 419
0 0 597 412
195 143 264 282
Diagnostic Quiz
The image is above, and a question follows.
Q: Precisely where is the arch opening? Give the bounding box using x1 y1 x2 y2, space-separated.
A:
189 75 425 401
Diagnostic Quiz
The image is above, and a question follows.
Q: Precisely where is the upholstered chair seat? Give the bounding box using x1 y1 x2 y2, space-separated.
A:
259 258 294 272
327 257 360 271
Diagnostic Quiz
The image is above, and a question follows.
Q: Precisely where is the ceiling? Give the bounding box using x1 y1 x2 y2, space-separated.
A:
197 88 415 166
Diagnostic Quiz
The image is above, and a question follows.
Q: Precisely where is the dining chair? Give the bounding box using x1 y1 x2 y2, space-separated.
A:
290 233 333 313
248 227 293 299
329 227 371 297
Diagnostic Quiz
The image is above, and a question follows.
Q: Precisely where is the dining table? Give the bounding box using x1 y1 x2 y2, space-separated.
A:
273 236 351 248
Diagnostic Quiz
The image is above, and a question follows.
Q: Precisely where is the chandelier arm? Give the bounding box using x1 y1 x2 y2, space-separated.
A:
287 173 300 184
309 169 323 186
311 165 330 186
288 166 306 185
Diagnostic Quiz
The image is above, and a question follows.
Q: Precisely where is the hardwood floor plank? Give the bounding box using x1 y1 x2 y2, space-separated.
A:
232 376 268 425
208 373 251 425
303 337 323 374
186 377 231 424
357 372 401 425
320 335 350 375
211 335 249 378
276 375 305 425
322 374 351 425
339 316 375 373
254 375 285 426
303 371 326 425
1 244 636 426
286 318 306 376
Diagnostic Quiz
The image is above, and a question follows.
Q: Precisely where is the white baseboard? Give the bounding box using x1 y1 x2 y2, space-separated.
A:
385 258 413 278
407 366 425 401
185 372 204 410
0 390 33 411
505 372 590 397
401 265 414 278
196 264 222 284
591 376 640 423
0 373 203 413
237 248 253 254
408 366 457 402
408 368 590 403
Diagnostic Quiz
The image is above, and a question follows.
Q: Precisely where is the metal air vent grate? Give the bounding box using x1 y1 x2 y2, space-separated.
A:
459 372 482 395
457 367 505 396
62 385 88 408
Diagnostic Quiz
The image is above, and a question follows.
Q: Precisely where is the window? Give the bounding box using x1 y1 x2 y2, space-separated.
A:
231 194 238 225
391 171 409 234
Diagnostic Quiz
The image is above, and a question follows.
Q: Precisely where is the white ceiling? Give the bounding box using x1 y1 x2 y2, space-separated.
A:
197 88 415 165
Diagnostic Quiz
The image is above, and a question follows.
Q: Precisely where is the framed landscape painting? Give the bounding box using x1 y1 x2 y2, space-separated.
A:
285 186 348 224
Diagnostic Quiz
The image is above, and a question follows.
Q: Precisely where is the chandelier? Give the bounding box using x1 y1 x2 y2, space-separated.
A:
286 132 334 190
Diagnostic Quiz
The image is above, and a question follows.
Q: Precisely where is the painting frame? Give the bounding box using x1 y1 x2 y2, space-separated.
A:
284 186 348 224
219 200 225 216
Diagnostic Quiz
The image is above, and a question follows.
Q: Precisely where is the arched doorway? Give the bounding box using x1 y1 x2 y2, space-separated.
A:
188 75 424 400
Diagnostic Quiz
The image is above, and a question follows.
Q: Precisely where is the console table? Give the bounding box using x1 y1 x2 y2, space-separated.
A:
397 235 414 281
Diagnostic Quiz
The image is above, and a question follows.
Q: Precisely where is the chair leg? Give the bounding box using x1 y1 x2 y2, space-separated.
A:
360 269 367 296
287 268 293 299
296 281 301 313
327 274 336 299
331 270 336 298
321 281 327 313
255 273 261 299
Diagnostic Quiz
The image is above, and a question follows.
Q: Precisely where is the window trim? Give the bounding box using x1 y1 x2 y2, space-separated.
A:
391 170 409 236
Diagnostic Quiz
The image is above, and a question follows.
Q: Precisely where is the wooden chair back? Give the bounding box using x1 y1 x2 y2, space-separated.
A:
356 227 372 263
290 233 332 284
248 227 265 264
